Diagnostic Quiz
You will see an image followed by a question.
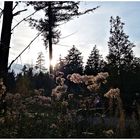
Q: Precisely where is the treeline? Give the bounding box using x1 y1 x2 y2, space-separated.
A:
54 16 140 106
5 16 140 108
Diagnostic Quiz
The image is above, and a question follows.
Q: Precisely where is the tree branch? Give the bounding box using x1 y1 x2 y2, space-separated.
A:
13 9 27 17
8 30 43 69
11 10 38 31
12 2 19 11
60 31 78 39
77 6 100 16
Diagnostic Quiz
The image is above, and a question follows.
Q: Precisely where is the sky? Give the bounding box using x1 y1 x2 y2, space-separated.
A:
1 1 140 70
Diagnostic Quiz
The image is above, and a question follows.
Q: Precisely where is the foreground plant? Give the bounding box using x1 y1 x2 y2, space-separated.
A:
0 78 7 115
104 88 125 137
0 72 139 138
68 72 109 92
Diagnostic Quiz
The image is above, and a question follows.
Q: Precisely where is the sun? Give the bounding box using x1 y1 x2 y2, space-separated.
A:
45 57 58 70
50 59 57 68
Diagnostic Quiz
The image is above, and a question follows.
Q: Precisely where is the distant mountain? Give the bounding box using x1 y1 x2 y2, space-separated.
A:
9 63 46 75
9 63 23 75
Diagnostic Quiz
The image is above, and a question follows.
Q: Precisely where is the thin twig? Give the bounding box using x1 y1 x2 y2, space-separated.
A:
60 31 77 39
77 6 100 16
8 30 43 69
12 2 19 11
11 10 38 31
55 43 72 48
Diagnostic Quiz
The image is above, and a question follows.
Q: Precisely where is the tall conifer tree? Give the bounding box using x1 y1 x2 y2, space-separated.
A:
36 52 46 72
107 16 135 94
64 45 83 75
85 45 105 75
28 1 99 73
107 16 135 74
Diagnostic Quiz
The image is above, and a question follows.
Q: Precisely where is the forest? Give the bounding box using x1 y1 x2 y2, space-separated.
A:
0 1 140 138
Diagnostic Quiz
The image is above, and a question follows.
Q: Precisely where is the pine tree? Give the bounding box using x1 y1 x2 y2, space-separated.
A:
64 45 83 75
36 52 46 72
106 16 135 95
107 16 135 75
85 45 105 75
28 2 99 73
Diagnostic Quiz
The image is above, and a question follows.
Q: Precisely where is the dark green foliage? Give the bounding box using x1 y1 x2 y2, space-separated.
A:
33 72 55 96
53 46 84 94
107 16 135 75
12 65 55 96
106 16 140 105
5 71 16 92
85 45 106 75
63 45 84 76
16 73 31 96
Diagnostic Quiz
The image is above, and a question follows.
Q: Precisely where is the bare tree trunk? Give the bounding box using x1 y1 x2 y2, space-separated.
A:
48 2 53 74
0 2 13 78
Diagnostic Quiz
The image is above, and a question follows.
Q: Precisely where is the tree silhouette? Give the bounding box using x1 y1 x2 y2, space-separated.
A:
6 71 16 92
0 2 13 78
36 52 46 72
85 45 105 75
107 16 135 74
0 1 99 78
106 16 135 98
63 45 83 76
0 2 27 79
27 1 99 73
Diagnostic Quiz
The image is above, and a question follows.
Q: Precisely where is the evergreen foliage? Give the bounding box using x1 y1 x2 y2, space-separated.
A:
27 1 99 73
85 45 105 75
27 1 98 47
36 52 46 72
107 16 135 74
5 71 16 92
63 45 84 75
106 16 139 104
